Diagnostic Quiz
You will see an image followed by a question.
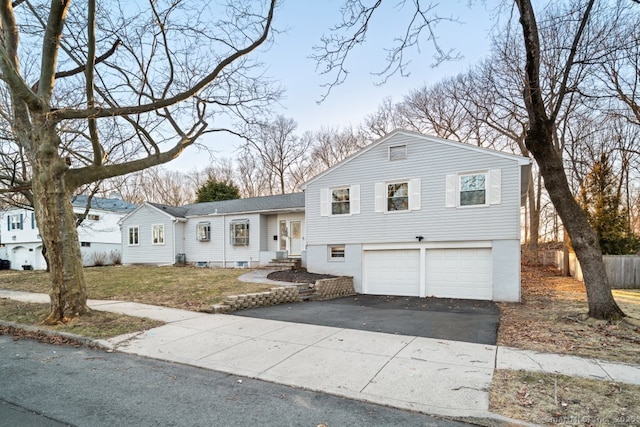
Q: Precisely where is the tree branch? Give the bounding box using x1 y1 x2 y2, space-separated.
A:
49 0 277 123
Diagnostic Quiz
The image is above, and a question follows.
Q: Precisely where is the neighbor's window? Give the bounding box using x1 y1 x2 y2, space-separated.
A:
88 214 100 221
152 224 165 245
387 182 409 211
81 242 91 247
329 245 345 260
230 220 249 246
460 173 486 206
128 226 139 245
331 187 350 215
8 214 23 230
197 222 211 242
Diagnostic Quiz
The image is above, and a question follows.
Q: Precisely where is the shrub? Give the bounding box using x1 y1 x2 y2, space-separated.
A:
109 250 122 265
92 251 107 267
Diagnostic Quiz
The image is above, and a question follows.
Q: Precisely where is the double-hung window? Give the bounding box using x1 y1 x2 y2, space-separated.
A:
8 214 23 230
128 226 139 245
375 179 421 212
152 224 165 245
331 187 350 215
230 220 249 246
320 185 360 216
459 173 486 206
197 222 211 242
387 182 409 211
446 169 501 208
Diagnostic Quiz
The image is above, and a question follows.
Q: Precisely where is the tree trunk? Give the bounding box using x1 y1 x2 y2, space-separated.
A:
526 169 540 263
516 0 624 320
30 123 88 324
526 125 624 320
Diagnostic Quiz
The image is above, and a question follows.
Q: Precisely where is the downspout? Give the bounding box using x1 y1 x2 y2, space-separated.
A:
173 219 179 265
222 214 226 268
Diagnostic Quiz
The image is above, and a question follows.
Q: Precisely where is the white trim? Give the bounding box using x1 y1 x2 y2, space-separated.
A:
409 178 421 211
490 168 502 205
127 225 140 246
320 188 329 217
374 182 385 213
151 224 165 245
362 241 493 251
350 185 360 214
326 186 356 216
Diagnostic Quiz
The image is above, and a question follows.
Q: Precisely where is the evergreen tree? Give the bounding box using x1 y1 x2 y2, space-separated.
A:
195 179 241 203
580 153 640 255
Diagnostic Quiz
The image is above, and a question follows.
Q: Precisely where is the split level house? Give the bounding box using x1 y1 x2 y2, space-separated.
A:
303 129 530 302
120 129 530 302
0 193 137 270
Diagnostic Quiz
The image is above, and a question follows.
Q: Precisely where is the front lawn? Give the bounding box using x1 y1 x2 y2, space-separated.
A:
0 265 274 310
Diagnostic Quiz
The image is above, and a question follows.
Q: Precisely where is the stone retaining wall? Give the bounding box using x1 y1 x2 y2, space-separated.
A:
313 276 355 300
214 286 299 313
212 276 355 313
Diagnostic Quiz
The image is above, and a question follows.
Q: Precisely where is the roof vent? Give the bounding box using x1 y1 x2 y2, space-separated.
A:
389 145 407 161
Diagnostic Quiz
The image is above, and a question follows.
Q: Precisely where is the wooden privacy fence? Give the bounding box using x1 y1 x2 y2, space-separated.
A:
545 250 640 289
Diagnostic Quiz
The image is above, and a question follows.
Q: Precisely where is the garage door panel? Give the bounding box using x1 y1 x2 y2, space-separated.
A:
364 250 420 297
426 248 492 300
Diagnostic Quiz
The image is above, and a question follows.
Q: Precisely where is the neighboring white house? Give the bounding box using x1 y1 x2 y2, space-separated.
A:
119 193 305 268
0 194 137 270
302 129 531 302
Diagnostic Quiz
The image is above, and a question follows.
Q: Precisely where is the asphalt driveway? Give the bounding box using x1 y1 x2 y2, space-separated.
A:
234 295 500 345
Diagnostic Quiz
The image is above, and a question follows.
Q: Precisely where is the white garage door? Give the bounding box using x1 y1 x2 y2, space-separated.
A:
426 248 492 300
364 249 420 296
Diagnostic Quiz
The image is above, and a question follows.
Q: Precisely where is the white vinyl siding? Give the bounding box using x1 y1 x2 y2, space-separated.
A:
120 205 175 265
306 132 524 246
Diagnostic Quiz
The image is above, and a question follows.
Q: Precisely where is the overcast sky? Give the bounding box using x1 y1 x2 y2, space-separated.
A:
167 0 498 171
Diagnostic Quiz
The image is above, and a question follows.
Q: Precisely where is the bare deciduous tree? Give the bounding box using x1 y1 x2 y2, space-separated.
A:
243 115 310 194
0 0 278 323
317 0 627 320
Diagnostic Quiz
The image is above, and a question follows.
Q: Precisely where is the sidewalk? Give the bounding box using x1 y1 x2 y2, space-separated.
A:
2 288 640 424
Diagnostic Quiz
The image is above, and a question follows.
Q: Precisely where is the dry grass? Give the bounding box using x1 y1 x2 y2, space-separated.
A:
492 266 640 425
0 265 273 338
490 370 640 426
0 265 274 310
0 299 163 338
497 266 640 365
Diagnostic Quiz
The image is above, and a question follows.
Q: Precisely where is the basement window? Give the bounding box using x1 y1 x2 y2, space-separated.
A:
329 245 345 261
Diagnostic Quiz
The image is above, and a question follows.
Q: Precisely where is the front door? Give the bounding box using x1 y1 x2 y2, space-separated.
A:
289 220 302 257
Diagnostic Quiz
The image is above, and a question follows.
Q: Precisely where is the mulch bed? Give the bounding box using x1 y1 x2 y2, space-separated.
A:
267 268 337 283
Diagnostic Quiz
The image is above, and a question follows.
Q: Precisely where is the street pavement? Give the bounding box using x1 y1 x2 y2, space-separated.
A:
2 284 640 425
0 335 469 427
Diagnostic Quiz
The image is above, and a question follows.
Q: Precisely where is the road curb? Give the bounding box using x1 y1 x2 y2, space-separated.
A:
0 319 112 350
